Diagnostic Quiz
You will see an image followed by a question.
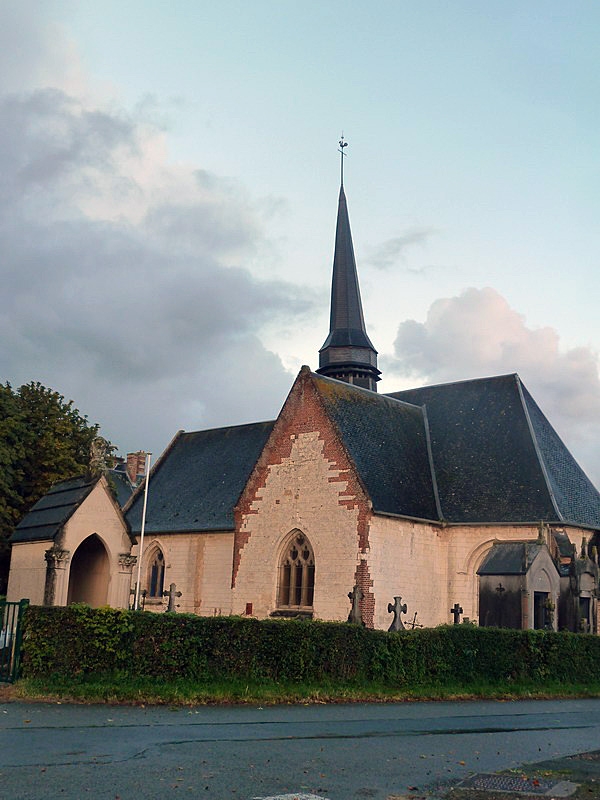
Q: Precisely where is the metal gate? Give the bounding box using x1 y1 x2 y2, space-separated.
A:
0 599 29 683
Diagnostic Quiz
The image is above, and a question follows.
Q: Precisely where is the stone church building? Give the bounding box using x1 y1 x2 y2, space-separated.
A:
8 163 600 632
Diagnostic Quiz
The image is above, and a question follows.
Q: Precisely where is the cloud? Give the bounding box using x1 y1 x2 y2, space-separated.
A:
365 227 435 270
0 17 317 457
384 287 600 484
0 1 85 96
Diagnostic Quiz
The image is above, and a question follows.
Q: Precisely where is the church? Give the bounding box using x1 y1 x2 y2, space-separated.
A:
7 155 600 633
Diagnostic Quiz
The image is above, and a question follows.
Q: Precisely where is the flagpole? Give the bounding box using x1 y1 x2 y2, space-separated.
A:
134 452 152 611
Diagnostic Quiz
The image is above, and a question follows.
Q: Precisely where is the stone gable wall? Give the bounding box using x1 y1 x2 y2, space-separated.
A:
58 480 133 608
7 480 133 609
233 372 373 623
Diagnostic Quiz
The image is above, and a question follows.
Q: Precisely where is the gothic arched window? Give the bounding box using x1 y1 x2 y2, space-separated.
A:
147 548 165 598
277 531 315 609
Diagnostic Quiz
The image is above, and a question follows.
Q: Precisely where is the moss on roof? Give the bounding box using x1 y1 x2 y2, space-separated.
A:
313 373 439 520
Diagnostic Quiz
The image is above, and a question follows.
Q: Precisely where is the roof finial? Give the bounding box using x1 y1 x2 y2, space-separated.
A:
339 134 348 187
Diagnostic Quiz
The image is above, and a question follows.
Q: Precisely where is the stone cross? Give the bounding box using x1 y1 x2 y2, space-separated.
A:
387 596 408 631
450 602 463 625
163 582 182 613
347 585 364 625
408 612 424 630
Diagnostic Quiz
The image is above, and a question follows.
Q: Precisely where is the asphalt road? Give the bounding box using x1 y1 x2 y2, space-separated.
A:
1 698 600 800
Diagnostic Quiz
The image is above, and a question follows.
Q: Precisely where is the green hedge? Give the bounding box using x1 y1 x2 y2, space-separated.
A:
20 605 600 686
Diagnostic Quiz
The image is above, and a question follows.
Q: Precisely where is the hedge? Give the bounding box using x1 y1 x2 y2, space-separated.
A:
20 605 600 686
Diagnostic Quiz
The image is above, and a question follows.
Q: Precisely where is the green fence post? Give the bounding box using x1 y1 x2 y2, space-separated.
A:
11 599 30 682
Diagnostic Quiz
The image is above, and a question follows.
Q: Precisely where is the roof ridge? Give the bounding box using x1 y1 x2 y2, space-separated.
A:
312 370 424 412
122 431 182 514
181 419 276 437
515 375 563 523
47 474 93 492
422 404 443 521
387 372 520 395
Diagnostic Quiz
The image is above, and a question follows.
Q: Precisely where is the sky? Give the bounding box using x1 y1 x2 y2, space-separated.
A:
1 1 600 485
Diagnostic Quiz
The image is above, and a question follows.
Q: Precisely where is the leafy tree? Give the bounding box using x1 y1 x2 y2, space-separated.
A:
0 382 113 594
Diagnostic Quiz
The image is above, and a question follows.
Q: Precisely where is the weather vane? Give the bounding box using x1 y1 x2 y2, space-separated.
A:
339 134 348 186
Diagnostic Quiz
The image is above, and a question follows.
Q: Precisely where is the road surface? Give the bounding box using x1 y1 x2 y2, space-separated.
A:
1 698 599 799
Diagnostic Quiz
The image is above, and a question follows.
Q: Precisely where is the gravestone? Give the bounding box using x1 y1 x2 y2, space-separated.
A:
387 596 408 631
347 585 364 625
450 602 463 625
163 582 182 613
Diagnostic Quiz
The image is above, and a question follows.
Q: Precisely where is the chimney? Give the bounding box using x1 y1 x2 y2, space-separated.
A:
126 451 147 485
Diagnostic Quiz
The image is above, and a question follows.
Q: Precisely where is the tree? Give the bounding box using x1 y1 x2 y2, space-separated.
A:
0 382 114 594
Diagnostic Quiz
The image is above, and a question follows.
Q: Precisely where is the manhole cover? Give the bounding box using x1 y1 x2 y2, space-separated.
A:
253 794 329 800
457 774 577 797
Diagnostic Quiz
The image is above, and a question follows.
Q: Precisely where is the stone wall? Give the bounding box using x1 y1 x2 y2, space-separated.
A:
368 521 586 629
368 516 447 629
6 541 49 605
445 524 541 623
57 479 133 608
8 479 133 609
135 532 234 615
233 372 371 623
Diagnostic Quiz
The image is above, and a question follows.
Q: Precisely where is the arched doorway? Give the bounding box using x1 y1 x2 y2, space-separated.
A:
67 535 109 607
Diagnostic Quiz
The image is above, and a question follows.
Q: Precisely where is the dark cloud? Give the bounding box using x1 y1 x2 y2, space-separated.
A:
384 287 600 484
0 86 316 456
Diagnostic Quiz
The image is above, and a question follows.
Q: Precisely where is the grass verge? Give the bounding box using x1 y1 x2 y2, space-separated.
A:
9 676 600 705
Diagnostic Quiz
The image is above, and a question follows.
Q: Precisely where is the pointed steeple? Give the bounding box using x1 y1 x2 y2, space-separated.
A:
317 138 380 391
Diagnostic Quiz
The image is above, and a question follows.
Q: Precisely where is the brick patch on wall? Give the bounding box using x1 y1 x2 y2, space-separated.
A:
354 557 375 628
233 368 372 590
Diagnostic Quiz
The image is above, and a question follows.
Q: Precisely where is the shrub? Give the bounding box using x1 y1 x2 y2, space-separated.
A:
20 606 600 687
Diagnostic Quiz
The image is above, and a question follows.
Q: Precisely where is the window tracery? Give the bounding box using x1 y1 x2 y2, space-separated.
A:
277 531 315 608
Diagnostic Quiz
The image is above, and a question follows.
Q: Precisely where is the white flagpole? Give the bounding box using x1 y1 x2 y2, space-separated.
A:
134 452 152 611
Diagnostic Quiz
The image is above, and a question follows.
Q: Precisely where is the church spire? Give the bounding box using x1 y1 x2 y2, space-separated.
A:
317 138 380 391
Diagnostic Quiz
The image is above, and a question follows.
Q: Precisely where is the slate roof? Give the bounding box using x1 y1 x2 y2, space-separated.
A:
312 373 439 520
107 467 136 507
126 421 275 534
520 384 600 528
388 373 600 527
11 476 98 543
477 541 552 576
120 370 600 537
552 530 575 560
